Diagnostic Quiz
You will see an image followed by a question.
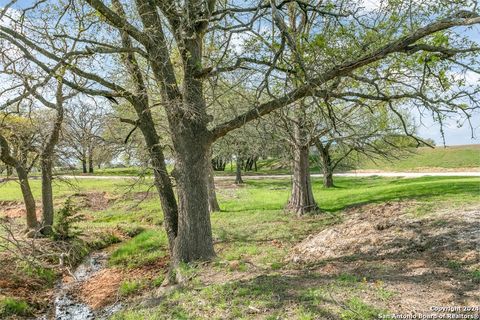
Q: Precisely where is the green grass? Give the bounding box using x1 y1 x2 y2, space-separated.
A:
0 178 145 201
105 175 478 319
471 270 480 283
0 297 30 317
119 280 142 296
1 175 479 319
108 230 168 268
340 297 385 320
219 176 479 213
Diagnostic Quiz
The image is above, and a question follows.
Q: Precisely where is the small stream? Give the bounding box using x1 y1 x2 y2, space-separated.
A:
37 252 122 320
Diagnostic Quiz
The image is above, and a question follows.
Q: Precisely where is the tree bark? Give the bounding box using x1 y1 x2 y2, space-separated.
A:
207 149 220 212
81 157 87 174
171 132 215 264
88 149 94 173
286 117 318 215
316 141 334 188
287 144 318 215
134 102 179 256
40 104 64 235
112 0 217 265
323 168 334 188
111 0 180 259
235 157 244 184
17 164 37 230
0 134 37 229
40 158 54 234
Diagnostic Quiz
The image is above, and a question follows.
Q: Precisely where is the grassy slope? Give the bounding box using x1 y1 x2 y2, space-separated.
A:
1 176 479 318
356 144 480 171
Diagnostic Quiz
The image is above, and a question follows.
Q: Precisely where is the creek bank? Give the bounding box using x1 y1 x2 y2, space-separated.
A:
38 251 122 320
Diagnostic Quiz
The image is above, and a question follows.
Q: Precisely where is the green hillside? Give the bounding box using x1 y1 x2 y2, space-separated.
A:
356 144 480 171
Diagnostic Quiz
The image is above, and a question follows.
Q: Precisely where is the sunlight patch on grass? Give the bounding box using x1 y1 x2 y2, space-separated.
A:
109 230 167 268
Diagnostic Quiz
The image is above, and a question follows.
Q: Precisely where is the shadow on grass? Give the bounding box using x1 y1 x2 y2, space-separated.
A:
221 176 479 213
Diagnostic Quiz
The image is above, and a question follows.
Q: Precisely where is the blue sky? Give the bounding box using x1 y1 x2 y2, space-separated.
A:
418 23 479 146
416 112 479 146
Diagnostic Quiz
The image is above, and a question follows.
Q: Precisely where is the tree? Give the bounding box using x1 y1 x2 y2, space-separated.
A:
0 131 37 231
0 113 40 176
1 1 478 265
312 101 416 188
62 101 107 174
31 77 69 235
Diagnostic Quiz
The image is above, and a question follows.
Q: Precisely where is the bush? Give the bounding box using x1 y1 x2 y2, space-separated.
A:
53 198 83 240
22 264 56 286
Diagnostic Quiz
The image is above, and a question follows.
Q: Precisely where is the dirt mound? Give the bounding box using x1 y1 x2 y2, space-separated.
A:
73 256 168 310
77 268 123 309
0 201 42 219
73 192 113 211
289 202 480 264
288 203 480 313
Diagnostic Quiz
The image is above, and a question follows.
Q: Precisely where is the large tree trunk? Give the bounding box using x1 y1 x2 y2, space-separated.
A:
171 132 215 264
287 144 318 215
286 117 318 215
0 135 37 230
235 157 244 184
114 0 215 265
323 167 334 188
170 41 215 262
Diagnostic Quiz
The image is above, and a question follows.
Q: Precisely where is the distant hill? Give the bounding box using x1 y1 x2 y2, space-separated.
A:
355 144 480 172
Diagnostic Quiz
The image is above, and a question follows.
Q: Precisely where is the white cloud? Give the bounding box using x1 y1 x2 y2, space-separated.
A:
361 0 381 12
464 70 480 86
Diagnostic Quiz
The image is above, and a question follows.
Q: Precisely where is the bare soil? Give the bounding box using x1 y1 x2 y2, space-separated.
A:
68 256 168 310
289 202 480 314
73 192 114 211
0 201 42 219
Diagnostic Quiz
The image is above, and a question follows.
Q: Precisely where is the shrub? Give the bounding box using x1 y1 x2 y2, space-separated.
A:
53 198 83 240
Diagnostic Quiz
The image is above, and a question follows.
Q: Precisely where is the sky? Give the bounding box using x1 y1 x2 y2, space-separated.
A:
416 23 480 146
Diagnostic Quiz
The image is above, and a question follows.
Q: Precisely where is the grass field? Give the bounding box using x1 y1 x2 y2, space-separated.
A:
1 175 479 318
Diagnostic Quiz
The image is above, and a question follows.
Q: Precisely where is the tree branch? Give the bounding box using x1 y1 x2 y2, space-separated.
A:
210 10 480 141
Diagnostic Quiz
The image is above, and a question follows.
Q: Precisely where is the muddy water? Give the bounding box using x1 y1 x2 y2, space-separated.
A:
38 252 122 320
